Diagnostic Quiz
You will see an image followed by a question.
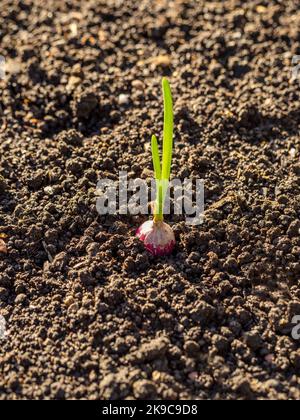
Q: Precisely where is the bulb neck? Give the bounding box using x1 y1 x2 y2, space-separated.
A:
153 215 164 223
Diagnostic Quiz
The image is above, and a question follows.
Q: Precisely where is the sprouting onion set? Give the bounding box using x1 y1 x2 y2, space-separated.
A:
136 78 176 256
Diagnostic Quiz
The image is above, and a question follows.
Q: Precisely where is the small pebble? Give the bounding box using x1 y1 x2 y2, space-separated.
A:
64 295 74 308
0 239 7 254
15 294 26 304
188 372 198 381
132 79 144 89
118 93 130 105
44 186 54 195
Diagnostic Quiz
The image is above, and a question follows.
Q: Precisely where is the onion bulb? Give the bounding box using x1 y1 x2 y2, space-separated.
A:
136 220 175 256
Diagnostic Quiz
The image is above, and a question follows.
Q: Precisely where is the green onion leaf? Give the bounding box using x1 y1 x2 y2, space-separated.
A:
151 78 174 222
151 134 161 180
162 77 174 182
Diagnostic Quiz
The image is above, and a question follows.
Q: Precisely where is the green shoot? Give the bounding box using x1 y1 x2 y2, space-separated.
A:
162 77 174 181
151 134 161 180
151 78 174 222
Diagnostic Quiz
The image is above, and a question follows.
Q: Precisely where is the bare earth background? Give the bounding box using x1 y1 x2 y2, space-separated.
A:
0 0 300 400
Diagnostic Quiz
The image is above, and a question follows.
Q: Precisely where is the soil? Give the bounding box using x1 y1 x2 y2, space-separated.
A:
0 0 300 400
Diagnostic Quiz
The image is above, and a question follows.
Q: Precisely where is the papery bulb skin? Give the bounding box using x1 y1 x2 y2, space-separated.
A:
136 220 175 256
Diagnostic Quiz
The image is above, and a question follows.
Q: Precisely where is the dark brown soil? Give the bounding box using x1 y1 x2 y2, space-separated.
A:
0 0 300 400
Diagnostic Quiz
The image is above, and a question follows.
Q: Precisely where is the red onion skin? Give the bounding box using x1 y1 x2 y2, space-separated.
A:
136 220 175 256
